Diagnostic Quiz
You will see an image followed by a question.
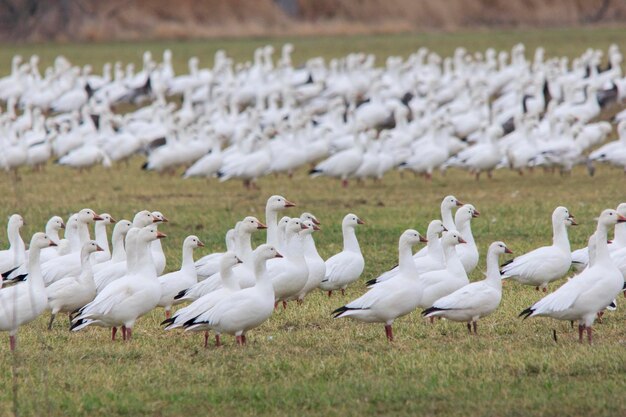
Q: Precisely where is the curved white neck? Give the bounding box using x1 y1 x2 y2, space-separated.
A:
443 243 465 275
253 256 273 294
110 231 127 262
266 208 279 246
594 223 611 266
614 222 626 246
94 222 110 255
136 239 156 278
77 220 91 247
45 226 61 244
181 244 195 271
79 249 95 284
236 230 253 263
342 225 360 253
441 206 455 231
485 250 503 287
456 218 475 245
398 241 418 276
552 220 570 252
302 234 320 258
27 244 44 289
8 223 25 263
285 232 306 263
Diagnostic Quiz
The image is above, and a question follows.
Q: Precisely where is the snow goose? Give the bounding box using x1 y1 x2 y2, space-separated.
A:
265 195 296 247
150 211 168 275
501 206 576 291
422 241 512 334
41 209 103 285
0 214 26 279
268 218 310 308
195 228 236 280
162 252 242 347
157 235 204 318
181 244 282 346
454 204 481 273
276 216 291 252
176 217 266 300
416 231 469 310
296 219 325 302
46 240 103 329
0 233 56 350
368 219 444 285
319 214 365 296
332 229 427 341
71 225 166 341
412 195 463 259
309 133 365 187
92 213 116 264
520 209 626 343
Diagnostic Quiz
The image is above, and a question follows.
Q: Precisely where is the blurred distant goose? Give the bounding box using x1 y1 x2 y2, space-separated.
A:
181 244 282 346
162 252 242 347
157 235 204 318
423 241 512 334
46 241 103 329
0 233 56 350
319 214 365 296
501 206 576 291
309 135 365 187
71 225 166 341
332 229 427 341
520 209 626 343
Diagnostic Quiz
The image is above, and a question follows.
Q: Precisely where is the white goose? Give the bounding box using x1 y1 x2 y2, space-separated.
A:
520 209 626 343
268 218 310 308
501 206 576 291
92 213 116 264
332 229 427 341
0 233 56 351
71 225 166 341
163 252 242 348
412 195 463 259
296 218 325 302
46 240 103 329
265 195 296 247
157 235 204 318
92 219 133 275
150 211 168 275
416 231 469 310
181 244 282 346
422 241 512 334
454 204 480 273
195 228 236 280
0 214 26 279
319 213 365 296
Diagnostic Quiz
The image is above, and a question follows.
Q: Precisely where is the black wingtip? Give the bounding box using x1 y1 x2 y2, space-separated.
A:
12 274 28 282
308 168 321 175
216 171 224 178
70 318 85 331
500 259 514 269
1 265 20 279
161 317 175 326
421 306 444 317
173 289 187 300
331 305 348 318
519 307 534 320
365 278 378 286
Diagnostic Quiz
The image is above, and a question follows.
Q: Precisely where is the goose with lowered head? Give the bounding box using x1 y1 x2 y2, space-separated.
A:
520 209 626 343
501 206 576 291
332 229 427 341
423 241 512 334
319 213 365 296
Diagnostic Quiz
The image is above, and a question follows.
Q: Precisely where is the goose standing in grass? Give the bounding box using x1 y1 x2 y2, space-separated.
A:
413 196 463 259
265 195 296 247
520 209 626 343
0 233 56 351
501 206 576 292
332 229 427 341
150 211 168 275
71 225 166 341
422 241 512 334
92 213 116 264
46 241 103 330
157 235 204 319
296 218 325 303
0 214 26 279
454 204 480 273
93 219 133 275
319 214 365 296
181 244 282 346
367 219 446 285
163 252 242 347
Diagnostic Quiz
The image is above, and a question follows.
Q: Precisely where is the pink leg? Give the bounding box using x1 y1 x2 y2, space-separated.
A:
542 287 547 293
122 326 127 341
341 289 345 296
215 334 221 347
274 301 279 310
341 179 348 188
165 310 171 319
282 300 287 310
236 335 243 345
327 291 332 298
384 324 393 342
472 321 478 334
9 335 16 351
429 317 434 324
204 331 209 348
242 334 247 345
111 327 118 341
467 323 472 334
586 326 593 344
578 324 584 343
126 328 132 341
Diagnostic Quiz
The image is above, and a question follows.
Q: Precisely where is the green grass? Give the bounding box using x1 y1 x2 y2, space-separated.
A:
1 29 626 417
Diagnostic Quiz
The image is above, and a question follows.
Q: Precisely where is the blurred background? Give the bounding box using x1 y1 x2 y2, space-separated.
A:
0 0 623 42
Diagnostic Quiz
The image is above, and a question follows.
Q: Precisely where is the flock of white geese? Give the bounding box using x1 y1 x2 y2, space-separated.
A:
2 43 626 186
1 194 624 350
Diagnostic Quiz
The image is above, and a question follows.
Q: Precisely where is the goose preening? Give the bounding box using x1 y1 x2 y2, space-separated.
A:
0 233 56 350
0 44 623 183
501 206 576 291
422 241 512 334
332 229 427 341
319 214 365 296
519 209 626 344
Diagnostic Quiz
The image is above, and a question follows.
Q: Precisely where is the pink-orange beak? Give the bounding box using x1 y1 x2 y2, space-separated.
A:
197 240 205 247
275 251 283 258
357 218 365 225
313 225 321 231
96 245 104 252
257 222 268 230
472 210 480 218
458 237 467 244
569 215 578 226
284 200 296 208
156 231 167 239
419 235 428 243
617 214 626 223
504 247 513 254
456 200 464 207
93 214 104 221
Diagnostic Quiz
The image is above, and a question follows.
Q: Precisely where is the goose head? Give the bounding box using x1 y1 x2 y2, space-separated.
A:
455 204 480 226
597 209 626 229
46 216 65 232
77 209 103 224
429 219 448 235
616 203 626 218
220 251 242 271
442 195 463 211
112 219 133 237
343 213 364 228
286 218 308 236
139 224 167 243
240 216 267 233
266 195 296 212
441 230 466 247
400 229 428 247
8 214 25 230
30 232 57 250
254 244 283 262
133 210 158 227
98 213 117 225
301 219 320 232
552 206 576 227
151 211 169 223
183 235 204 250
300 212 321 226
489 241 512 256
82 240 104 257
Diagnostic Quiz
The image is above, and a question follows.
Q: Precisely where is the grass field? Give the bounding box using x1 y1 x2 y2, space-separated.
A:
1 28 626 417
